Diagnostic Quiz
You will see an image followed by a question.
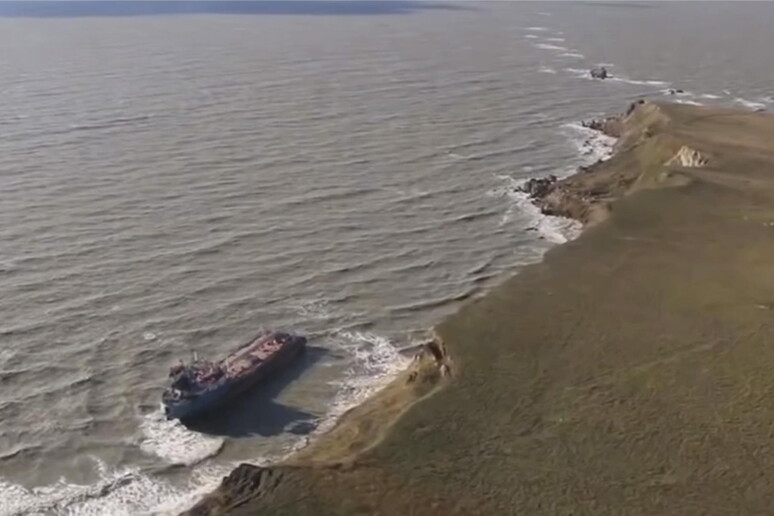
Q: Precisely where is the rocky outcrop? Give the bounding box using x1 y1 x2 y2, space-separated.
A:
518 175 557 198
185 465 287 516
582 116 623 138
590 66 609 79
520 100 658 225
665 146 708 168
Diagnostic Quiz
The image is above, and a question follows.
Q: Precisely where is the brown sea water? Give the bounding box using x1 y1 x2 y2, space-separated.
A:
1 2 773 514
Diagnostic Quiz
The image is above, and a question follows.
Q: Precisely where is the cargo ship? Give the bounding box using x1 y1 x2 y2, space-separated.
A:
162 331 307 420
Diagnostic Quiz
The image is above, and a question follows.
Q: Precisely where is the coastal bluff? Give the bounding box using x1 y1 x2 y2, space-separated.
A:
186 101 774 515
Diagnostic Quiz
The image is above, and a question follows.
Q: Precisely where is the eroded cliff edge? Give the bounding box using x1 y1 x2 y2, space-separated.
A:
186 101 774 515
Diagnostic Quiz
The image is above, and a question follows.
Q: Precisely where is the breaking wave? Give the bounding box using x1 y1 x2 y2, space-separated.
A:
139 409 225 466
317 330 410 433
734 97 766 110
534 43 567 51
490 119 615 244
0 458 229 516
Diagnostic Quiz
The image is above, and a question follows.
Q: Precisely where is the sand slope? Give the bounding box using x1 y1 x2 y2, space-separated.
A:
186 101 774 515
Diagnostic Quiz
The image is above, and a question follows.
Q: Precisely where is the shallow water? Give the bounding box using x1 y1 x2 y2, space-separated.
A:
1 2 773 514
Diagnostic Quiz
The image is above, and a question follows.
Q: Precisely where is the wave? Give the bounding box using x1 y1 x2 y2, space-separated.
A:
559 52 585 59
539 66 557 74
523 34 538 39
138 409 225 466
734 97 766 110
1 311 409 515
0 444 43 462
466 256 496 276
607 76 669 86
562 122 617 163
387 286 478 314
674 99 704 106
564 67 591 79
491 175 580 244
293 298 340 322
524 26 549 31
382 186 435 204
544 37 565 42
563 65 668 87
66 115 155 133
492 120 615 238
0 349 15 368
304 330 410 438
534 43 567 51
0 457 229 516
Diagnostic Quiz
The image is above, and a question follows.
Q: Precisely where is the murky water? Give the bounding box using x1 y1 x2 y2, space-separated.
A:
1 2 773 514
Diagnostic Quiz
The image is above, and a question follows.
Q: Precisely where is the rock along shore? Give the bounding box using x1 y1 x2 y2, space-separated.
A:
185 101 774 516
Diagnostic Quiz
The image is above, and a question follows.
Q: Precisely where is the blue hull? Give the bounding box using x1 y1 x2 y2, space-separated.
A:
164 335 305 420
165 382 235 420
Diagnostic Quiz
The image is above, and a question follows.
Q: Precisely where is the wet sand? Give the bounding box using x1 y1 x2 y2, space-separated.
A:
187 101 774 515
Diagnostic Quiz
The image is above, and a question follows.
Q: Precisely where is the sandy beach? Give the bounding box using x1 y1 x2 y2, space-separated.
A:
186 100 774 515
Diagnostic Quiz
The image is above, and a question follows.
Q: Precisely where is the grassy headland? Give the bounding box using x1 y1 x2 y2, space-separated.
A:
187 101 774 515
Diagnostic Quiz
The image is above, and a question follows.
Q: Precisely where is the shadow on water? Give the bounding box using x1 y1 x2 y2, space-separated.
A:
182 345 327 438
0 1 469 18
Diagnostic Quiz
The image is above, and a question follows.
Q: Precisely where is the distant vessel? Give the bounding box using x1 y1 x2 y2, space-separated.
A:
162 331 307 420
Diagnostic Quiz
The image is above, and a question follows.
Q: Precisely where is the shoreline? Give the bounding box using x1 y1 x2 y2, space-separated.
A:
186 99 774 515
182 105 629 514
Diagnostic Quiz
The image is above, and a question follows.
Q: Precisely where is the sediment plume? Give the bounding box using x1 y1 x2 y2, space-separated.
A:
185 101 774 515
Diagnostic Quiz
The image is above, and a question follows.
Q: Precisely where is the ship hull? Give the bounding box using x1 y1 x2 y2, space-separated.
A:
164 335 306 420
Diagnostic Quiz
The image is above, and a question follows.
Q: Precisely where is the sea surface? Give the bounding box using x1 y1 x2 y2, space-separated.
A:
1 2 773 514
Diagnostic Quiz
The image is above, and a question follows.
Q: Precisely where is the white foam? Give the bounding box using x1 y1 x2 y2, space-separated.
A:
734 97 766 110
544 37 565 42
564 67 591 79
674 99 703 106
539 66 557 74
0 458 229 516
524 26 549 31
294 298 337 321
699 93 721 99
491 122 615 242
138 409 225 466
534 43 567 51
247 329 410 459
0 349 15 368
563 64 668 87
559 52 584 59
562 122 617 164
524 34 539 39
314 331 410 435
608 76 669 86
142 332 157 341
491 176 580 244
